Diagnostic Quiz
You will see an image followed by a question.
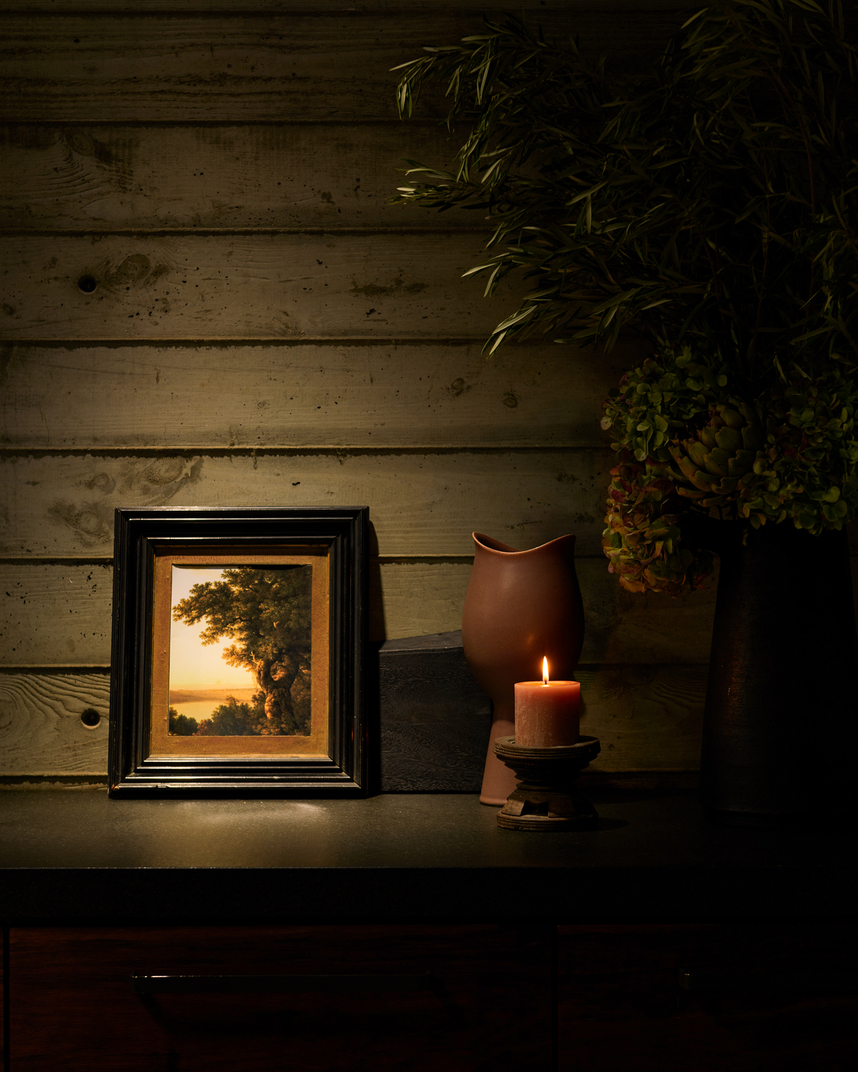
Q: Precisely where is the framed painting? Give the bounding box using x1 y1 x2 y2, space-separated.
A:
108 507 368 797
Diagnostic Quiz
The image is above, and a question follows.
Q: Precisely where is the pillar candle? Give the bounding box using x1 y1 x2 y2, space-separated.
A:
514 657 581 747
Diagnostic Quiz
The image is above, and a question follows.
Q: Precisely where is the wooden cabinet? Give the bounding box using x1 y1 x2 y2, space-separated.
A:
6 922 857 1070
558 924 858 1071
7 924 551 1072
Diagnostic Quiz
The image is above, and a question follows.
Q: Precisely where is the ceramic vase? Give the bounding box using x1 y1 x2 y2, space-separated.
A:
700 522 858 823
461 532 585 805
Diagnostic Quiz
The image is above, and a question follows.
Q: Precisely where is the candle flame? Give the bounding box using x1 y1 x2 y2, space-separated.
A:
542 656 550 686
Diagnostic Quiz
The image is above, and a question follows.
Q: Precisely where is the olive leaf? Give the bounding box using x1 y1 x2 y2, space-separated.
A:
392 1 858 384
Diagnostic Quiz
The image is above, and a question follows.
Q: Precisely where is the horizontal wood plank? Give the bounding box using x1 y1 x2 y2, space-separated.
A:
0 341 634 450
6 549 854 668
8 449 853 572
0 123 468 232
0 558 718 666
577 662 706 772
0 664 705 777
0 672 111 776
1 12 443 124
0 233 525 341
0 449 613 557
0 9 686 123
6 2 690 13
0 563 113 666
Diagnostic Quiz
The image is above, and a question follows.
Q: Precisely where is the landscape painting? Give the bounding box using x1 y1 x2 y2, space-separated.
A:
108 506 367 796
144 546 331 760
167 564 314 738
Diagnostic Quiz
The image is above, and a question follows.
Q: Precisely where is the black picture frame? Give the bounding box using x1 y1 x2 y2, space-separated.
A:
108 506 368 797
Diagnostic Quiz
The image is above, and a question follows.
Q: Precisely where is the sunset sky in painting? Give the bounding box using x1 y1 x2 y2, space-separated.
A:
169 566 257 691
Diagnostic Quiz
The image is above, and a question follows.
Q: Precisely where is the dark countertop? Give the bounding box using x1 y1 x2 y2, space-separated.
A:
0 790 854 924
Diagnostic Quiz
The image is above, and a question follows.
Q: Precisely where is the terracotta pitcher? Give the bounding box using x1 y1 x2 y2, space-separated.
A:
461 532 585 805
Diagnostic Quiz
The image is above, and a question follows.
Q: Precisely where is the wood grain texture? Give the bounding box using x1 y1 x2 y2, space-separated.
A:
576 663 706 771
0 0 803 785
5 552 852 675
6 1 690 13
0 664 704 777
0 449 612 557
0 8 687 123
0 562 114 665
0 123 468 232
9 925 552 1071
558 924 858 1072
0 558 717 666
0 233 526 341
0 341 635 449
0 672 111 775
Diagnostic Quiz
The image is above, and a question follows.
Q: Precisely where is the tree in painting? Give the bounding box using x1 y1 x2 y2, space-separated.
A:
195 695 265 736
168 707 200 736
172 566 313 735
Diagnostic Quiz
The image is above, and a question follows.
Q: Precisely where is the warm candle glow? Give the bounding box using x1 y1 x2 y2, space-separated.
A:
515 659 581 747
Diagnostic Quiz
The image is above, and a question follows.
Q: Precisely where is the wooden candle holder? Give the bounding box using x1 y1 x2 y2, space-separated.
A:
492 735 600 831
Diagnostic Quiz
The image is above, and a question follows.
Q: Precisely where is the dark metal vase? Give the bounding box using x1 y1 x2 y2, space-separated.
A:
700 523 858 823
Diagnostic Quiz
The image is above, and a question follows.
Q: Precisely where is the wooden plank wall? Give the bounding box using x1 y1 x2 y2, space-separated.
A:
2 0 841 787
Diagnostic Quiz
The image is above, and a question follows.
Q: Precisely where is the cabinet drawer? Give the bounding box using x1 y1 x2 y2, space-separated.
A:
558 923 858 1072
10 924 551 1072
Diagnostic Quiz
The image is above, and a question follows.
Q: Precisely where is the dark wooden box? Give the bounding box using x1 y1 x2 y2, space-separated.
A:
377 631 490 792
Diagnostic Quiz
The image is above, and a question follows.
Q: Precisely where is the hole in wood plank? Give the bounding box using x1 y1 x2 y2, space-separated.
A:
80 708 101 729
